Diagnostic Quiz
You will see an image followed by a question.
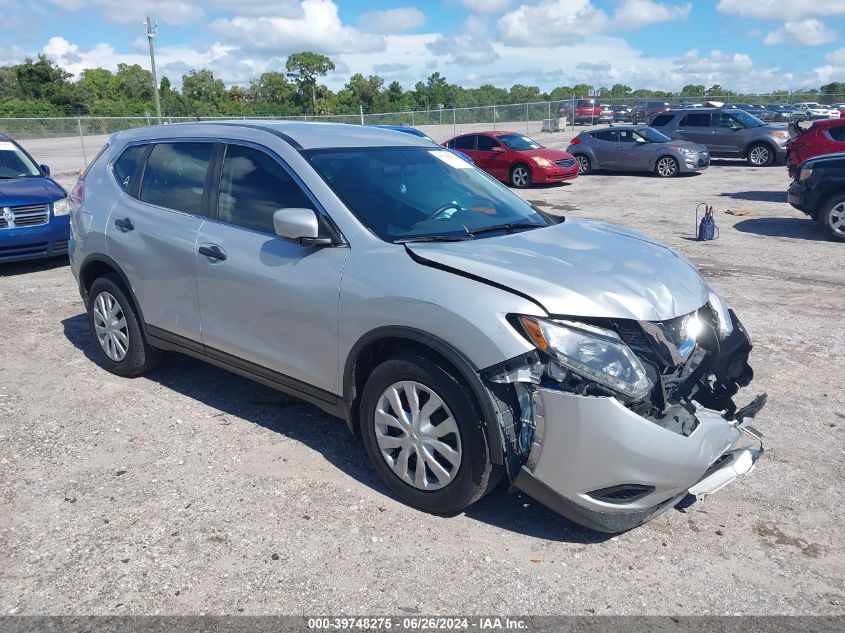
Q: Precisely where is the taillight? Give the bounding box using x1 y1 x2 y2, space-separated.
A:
570 138 581 145
69 179 85 212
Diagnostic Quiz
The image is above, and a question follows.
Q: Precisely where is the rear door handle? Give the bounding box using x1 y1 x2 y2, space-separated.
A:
198 244 227 261
114 217 134 232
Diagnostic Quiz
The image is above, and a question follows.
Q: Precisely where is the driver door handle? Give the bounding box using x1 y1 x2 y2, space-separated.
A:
114 217 134 232
198 244 227 261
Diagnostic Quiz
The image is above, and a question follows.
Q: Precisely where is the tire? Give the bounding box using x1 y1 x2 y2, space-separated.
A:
654 155 679 178
359 355 495 515
574 154 592 175
87 274 161 377
747 142 774 167
510 164 532 188
819 194 845 242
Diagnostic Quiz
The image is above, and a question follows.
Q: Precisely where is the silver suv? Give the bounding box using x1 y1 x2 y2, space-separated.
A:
650 107 791 166
69 122 766 533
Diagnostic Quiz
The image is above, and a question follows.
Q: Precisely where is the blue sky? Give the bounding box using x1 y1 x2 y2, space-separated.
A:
2 0 844 93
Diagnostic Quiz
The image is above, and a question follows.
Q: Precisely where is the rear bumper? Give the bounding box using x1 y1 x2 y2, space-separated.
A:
513 388 764 533
0 216 70 263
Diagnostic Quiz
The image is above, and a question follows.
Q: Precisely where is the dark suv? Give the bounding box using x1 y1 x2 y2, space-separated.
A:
632 100 670 124
788 152 845 241
649 108 791 166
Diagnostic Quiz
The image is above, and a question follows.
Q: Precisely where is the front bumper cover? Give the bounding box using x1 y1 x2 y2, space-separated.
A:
512 388 764 533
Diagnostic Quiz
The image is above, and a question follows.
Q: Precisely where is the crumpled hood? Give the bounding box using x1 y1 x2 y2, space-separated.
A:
0 177 66 207
407 218 710 321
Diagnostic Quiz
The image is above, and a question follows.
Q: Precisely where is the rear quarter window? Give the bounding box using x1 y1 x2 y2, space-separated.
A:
139 142 214 215
112 144 146 193
827 125 845 142
649 114 675 127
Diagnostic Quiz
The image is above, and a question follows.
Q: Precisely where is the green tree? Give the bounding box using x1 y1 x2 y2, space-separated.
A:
247 71 295 113
0 67 20 100
181 68 226 111
681 84 705 97
78 68 113 105
110 64 154 102
285 51 335 115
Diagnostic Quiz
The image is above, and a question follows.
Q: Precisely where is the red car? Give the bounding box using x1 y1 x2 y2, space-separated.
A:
786 119 845 177
443 131 578 188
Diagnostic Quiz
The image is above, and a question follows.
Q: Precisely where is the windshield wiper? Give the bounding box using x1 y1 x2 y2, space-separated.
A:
468 222 544 237
395 234 474 244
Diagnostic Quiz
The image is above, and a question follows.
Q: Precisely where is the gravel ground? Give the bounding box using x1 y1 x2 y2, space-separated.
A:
1 129 844 616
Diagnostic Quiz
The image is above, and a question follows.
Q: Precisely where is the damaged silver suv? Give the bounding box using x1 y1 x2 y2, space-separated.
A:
69 122 765 533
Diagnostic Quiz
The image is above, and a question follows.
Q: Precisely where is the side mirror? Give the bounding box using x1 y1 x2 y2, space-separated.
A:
491 146 505 153
272 208 334 247
635 137 647 144
40 164 50 176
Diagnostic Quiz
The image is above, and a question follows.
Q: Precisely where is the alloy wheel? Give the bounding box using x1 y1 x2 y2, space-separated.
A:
511 166 530 187
373 380 462 491
92 291 129 362
749 145 771 166
656 157 678 177
829 201 845 237
575 155 590 174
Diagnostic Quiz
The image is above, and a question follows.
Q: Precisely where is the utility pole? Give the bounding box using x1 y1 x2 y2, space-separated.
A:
145 16 162 124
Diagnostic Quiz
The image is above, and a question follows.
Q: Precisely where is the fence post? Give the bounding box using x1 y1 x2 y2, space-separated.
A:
453 108 456 137
77 117 88 168
493 105 496 131
359 104 364 126
526 102 529 134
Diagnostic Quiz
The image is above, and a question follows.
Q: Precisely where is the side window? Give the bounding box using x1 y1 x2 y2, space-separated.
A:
650 114 674 127
476 136 500 152
113 145 145 193
680 113 711 127
592 130 617 142
139 143 214 215
617 130 638 143
828 125 845 142
453 135 475 151
217 144 315 234
712 113 737 128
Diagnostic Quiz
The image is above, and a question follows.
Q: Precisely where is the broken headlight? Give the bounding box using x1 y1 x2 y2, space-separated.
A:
707 290 734 339
518 316 652 400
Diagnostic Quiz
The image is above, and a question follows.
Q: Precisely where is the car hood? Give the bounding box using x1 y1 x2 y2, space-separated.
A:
0 177 66 207
657 139 709 153
516 148 574 161
407 219 709 321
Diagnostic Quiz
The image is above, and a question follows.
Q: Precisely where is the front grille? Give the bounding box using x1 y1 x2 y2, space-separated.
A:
54 239 69 251
588 484 655 505
0 204 49 229
555 158 576 168
0 242 48 258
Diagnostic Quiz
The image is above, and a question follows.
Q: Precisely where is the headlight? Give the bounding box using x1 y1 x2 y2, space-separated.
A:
798 166 813 181
707 291 734 339
771 130 790 141
671 146 696 155
518 316 652 400
531 156 554 168
52 197 71 216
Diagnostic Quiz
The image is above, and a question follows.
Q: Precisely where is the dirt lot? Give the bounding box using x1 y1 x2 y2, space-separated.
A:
1 131 844 616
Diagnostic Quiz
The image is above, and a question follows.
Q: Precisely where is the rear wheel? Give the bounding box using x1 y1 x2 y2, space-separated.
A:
655 156 679 178
510 164 532 188
359 355 495 514
574 154 592 175
87 275 160 377
820 195 845 242
747 143 774 167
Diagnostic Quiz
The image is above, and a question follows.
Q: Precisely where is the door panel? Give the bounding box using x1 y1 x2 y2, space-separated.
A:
613 130 652 171
474 135 509 180
195 143 348 394
105 141 214 342
589 130 618 167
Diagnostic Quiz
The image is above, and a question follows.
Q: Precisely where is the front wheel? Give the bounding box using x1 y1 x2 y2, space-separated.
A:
510 164 532 188
359 356 495 514
820 195 845 242
654 156 679 178
747 143 774 167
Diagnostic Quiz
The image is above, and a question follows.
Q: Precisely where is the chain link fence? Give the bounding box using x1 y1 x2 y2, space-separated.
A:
3 94 844 185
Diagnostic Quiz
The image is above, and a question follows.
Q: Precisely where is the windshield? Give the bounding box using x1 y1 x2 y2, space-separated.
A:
498 134 543 151
731 110 766 128
305 146 551 243
637 127 672 143
0 140 41 178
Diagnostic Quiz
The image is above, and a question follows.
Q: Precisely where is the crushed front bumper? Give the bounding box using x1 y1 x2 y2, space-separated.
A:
513 388 763 533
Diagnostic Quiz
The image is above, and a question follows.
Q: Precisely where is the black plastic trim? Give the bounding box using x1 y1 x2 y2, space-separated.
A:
210 123 304 150
343 325 506 465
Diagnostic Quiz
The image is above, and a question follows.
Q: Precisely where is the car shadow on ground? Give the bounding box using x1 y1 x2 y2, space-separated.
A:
0 255 68 277
61 313 608 544
719 190 786 203
732 216 831 241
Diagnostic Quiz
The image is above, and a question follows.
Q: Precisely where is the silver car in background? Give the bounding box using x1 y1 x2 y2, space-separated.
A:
68 121 765 533
567 125 710 177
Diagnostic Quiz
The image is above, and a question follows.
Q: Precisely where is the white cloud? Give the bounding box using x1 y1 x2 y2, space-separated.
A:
358 8 425 34
496 0 609 46
45 0 203 26
827 48 845 65
674 49 753 75
717 0 845 20
460 0 513 13
428 15 498 65
612 0 692 30
210 0 384 55
764 19 837 47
